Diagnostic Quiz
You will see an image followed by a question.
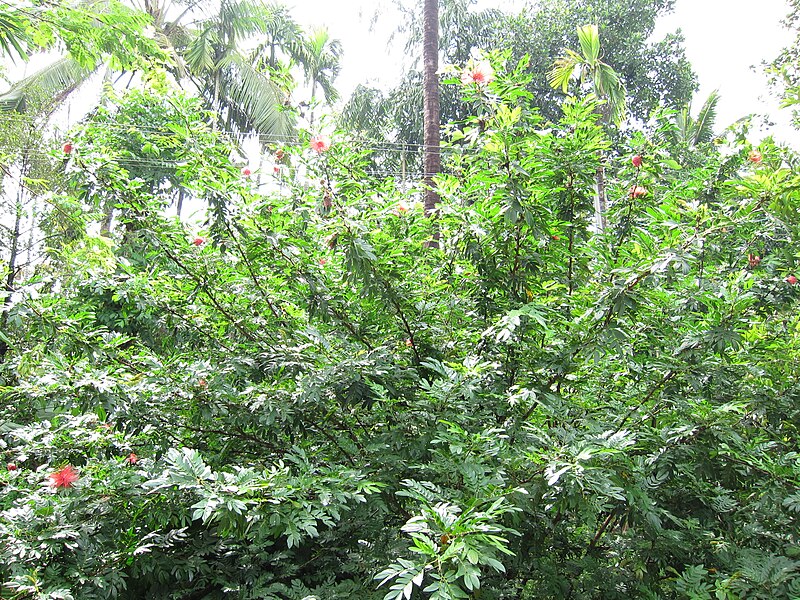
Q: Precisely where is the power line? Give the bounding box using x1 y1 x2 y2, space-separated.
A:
0 112 485 153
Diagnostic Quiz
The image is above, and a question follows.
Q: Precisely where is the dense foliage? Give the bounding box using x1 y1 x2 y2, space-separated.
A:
770 0 800 126
1 49 800 599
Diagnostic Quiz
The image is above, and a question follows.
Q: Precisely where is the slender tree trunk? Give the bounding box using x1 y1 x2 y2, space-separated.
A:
594 102 612 233
595 164 608 232
0 194 23 363
176 187 185 219
422 0 440 221
101 203 114 235
309 79 317 126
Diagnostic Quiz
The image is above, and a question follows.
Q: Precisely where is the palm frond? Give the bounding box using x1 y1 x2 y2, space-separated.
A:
596 62 626 123
674 107 689 143
691 89 719 146
219 0 285 42
221 54 294 139
576 24 600 65
0 9 30 62
0 57 95 113
548 54 578 93
184 26 217 75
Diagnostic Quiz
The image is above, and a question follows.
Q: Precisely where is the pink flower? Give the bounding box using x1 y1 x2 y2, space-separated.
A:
632 155 642 168
461 61 494 86
7 463 17 471
273 166 280 174
310 135 331 153
275 149 285 160
629 185 648 199
786 275 798 285
126 453 138 465
319 258 327 266
748 151 762 163
192 237 205 246
49 465 79 489
63 142 73 154
241 167 252 177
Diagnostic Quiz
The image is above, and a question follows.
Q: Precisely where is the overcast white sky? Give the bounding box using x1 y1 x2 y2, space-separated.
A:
289 0 799 143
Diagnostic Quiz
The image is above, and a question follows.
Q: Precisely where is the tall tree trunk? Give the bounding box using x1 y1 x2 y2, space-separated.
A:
309 79 317 126
176 187 185 219
101 203 114 235
595 164 608 232
422 0 440 222
0 192 23 363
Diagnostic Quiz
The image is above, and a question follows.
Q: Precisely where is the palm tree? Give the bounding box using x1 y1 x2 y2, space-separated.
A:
301 26 342 124
675 90 719 147
180 0 297 139
549 24 626 125
549 24 626 232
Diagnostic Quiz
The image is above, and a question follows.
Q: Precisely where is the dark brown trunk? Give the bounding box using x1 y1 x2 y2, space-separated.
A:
422 0 440 223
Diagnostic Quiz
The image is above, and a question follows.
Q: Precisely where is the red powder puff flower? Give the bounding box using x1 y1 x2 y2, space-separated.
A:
126 453 138 465
309 135 331 153
629 185 648 199
49 465 79 489
461 60 494 86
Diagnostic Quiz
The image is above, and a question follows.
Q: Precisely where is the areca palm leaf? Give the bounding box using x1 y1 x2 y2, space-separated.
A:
675 107 690 144
595 62 626 123
219 54 294 139
0 57 96 112
249 5 307 68
576 24 600 65
184 26 217 75
0 9 30 61
691 89 719 146
548 50 582 93
314 71 339 105
218 0 284 41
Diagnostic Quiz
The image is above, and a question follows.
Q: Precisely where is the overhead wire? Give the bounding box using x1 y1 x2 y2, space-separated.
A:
0 112 489 154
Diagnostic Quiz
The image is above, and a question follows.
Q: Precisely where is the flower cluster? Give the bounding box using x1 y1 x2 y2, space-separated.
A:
49 465 79 489
310 134 331 153
461 60 494 86
629 185 648 199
